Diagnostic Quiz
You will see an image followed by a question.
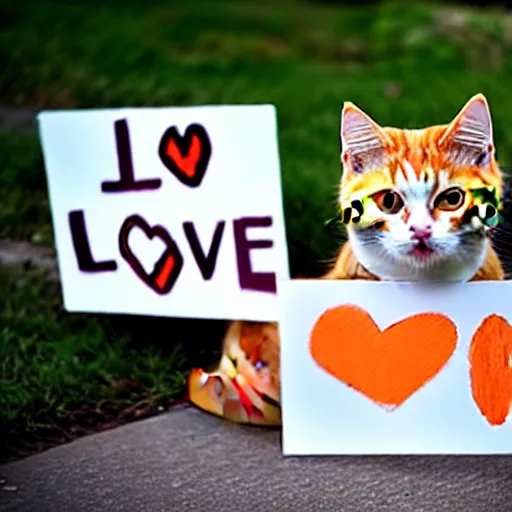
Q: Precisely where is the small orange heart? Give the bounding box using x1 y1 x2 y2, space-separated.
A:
309 304 457 409
469 314 512 426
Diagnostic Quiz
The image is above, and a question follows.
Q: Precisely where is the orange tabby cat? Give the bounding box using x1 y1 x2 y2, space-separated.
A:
188 93 504 425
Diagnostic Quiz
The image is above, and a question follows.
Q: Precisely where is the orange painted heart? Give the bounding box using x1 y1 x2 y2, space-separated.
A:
158 123 211 188
469 314 512 426
309 304 457 409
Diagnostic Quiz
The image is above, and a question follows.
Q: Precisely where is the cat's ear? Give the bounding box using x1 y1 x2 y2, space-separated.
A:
341 102 390 174
440 93 494 167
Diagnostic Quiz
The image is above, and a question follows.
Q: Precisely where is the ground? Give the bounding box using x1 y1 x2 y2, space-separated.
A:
2 0 512 462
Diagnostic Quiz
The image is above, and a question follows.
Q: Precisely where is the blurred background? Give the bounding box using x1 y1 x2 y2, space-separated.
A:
2 0 512 461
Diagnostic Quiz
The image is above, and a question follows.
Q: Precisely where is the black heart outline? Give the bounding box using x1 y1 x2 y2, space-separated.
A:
158 123 212 188
119 214 183 295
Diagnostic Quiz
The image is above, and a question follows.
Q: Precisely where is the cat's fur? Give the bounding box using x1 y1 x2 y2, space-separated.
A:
188 94 505 425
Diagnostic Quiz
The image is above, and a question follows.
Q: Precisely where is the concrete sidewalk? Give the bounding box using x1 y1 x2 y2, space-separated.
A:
2 407 512 511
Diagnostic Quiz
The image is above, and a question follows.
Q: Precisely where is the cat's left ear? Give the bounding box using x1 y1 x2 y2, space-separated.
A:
440 93 494 167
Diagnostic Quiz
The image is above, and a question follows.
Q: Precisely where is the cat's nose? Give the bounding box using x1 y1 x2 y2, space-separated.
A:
409 225 432 240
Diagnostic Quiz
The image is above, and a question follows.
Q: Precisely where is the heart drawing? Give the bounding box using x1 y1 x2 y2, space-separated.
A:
119 214 183 295
469 314 512 426
158 123 212 188
309 304 457 409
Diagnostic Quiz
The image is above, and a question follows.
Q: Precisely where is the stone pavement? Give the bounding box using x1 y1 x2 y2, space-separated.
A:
2 407 512 511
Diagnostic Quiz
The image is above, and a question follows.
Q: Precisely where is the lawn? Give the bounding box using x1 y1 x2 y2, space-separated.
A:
2 0 512 461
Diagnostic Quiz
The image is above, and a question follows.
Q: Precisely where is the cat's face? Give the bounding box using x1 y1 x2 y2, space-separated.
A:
339 94 502 281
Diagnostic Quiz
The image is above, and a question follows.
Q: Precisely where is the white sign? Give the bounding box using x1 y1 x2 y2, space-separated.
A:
279 280 512 455
38 106 289 321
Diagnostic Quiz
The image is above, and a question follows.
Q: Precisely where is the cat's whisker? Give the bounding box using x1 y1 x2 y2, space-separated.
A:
491 236 512 248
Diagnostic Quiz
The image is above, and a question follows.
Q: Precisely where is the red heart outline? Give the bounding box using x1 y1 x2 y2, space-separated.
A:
158 123 212 188
119 214 183 295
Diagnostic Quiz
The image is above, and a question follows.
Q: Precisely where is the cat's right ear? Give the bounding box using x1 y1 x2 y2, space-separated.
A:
341 102 390 175
439 93 495 168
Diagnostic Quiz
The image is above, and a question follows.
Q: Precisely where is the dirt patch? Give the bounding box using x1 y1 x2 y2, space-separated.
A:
0 240 58 280
1 400 191 464
0 106 38 135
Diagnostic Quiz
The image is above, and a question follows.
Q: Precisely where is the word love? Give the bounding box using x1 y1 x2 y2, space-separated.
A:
69 210 277 295
64 116 277 295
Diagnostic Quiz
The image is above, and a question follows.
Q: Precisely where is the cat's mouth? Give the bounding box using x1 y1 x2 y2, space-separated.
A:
410 239 435 258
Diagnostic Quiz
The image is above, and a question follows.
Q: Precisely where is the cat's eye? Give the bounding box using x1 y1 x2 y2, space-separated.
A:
434 187 466 211
374 190 404 214
255 360 267 371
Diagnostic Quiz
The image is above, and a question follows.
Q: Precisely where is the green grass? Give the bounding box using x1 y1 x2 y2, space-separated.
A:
0 264 225 460
2 0 512 458
0 131 53 245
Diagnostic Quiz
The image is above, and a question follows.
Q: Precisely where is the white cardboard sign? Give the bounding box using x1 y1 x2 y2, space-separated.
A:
38 106 289 321
279 280 512 455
